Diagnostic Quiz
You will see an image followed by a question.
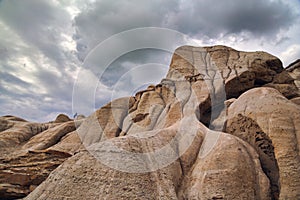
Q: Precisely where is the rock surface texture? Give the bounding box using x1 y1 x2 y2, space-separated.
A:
1 46 300 200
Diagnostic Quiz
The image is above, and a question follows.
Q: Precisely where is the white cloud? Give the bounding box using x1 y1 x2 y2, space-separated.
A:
281 45 300 66
0 0 80 121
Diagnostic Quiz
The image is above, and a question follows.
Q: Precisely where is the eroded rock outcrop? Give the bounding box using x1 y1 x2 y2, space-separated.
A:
1 45 299 199
0 115 82 199
226 87 300 199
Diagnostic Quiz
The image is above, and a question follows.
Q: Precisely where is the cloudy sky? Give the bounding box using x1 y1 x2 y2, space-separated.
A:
0 0 299 122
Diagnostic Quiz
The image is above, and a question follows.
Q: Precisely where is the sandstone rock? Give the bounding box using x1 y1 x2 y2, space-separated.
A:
264 66 300 99
22 121 76 150
1 45 300 199
48 131 84 155
226 87 300 199
54 114 71 123
0 117 15 132
1 115 27 122
0 117 81 199
168 45 284 99
0 121 49 148
75 114 86 120
26 115 271 199
286 59 300 92
291 97 300 105
179 133 270 200
0 149 71 199
264 83 299 99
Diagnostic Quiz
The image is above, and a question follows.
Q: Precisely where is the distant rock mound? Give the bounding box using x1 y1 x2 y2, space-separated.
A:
1 45 299 200
54 114 71 123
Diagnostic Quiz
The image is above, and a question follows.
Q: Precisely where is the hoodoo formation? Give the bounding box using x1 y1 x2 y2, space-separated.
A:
1 45 300 199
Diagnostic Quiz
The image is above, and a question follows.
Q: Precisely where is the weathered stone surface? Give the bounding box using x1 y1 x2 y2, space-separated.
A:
265 68 299 99
287 59 300 92
75 114 86 120
0 120 49 148
226 87 300 199
25 126 187 199
0 117 81 199
168 45 284 99
0 149 71 199
225 113 280 199
291 96 300 105
22 121 76 150
54 114 71 123
48 131 84 154
1 45 300 199
178 133 270 200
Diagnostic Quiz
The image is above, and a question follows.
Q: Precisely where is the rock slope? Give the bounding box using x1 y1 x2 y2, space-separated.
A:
1 45 300 200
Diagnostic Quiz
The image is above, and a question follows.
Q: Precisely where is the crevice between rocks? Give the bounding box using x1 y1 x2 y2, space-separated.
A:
225 114 280 200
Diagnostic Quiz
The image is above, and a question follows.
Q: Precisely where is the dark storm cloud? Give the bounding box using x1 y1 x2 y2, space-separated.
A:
169 0 297 37
74 0 297 57
73 0 179 58
99 49 171 87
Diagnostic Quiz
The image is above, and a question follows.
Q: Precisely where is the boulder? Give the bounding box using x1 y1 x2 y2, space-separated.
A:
54 114 71 123
226 87 300 199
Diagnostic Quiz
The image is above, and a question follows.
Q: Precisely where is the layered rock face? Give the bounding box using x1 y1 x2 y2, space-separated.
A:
0 115 83 199
1 46 300 199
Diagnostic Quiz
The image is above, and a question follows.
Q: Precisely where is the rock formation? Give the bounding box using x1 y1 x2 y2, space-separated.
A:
0 115 82 199
1 46 299 199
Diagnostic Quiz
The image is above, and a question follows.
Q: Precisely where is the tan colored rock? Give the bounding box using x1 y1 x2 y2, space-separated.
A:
48 131 84 154
1 45 300 199
124 90 165 135
75 114 86 120
22 121 76 150
264 83 299 99
24 150 179 200
0 121 49 147
76 97 130 146
286 59 300 92
0 117 15 132
0 149 71 199
291 97 300 105
168 45 283 99
25 118 200 200
264 68 299 99
1 115 27 122
25 114 272 200
226 87 300 199
225 113 280 199
0 117 80 199
179 133 270 200
54 113 71 123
